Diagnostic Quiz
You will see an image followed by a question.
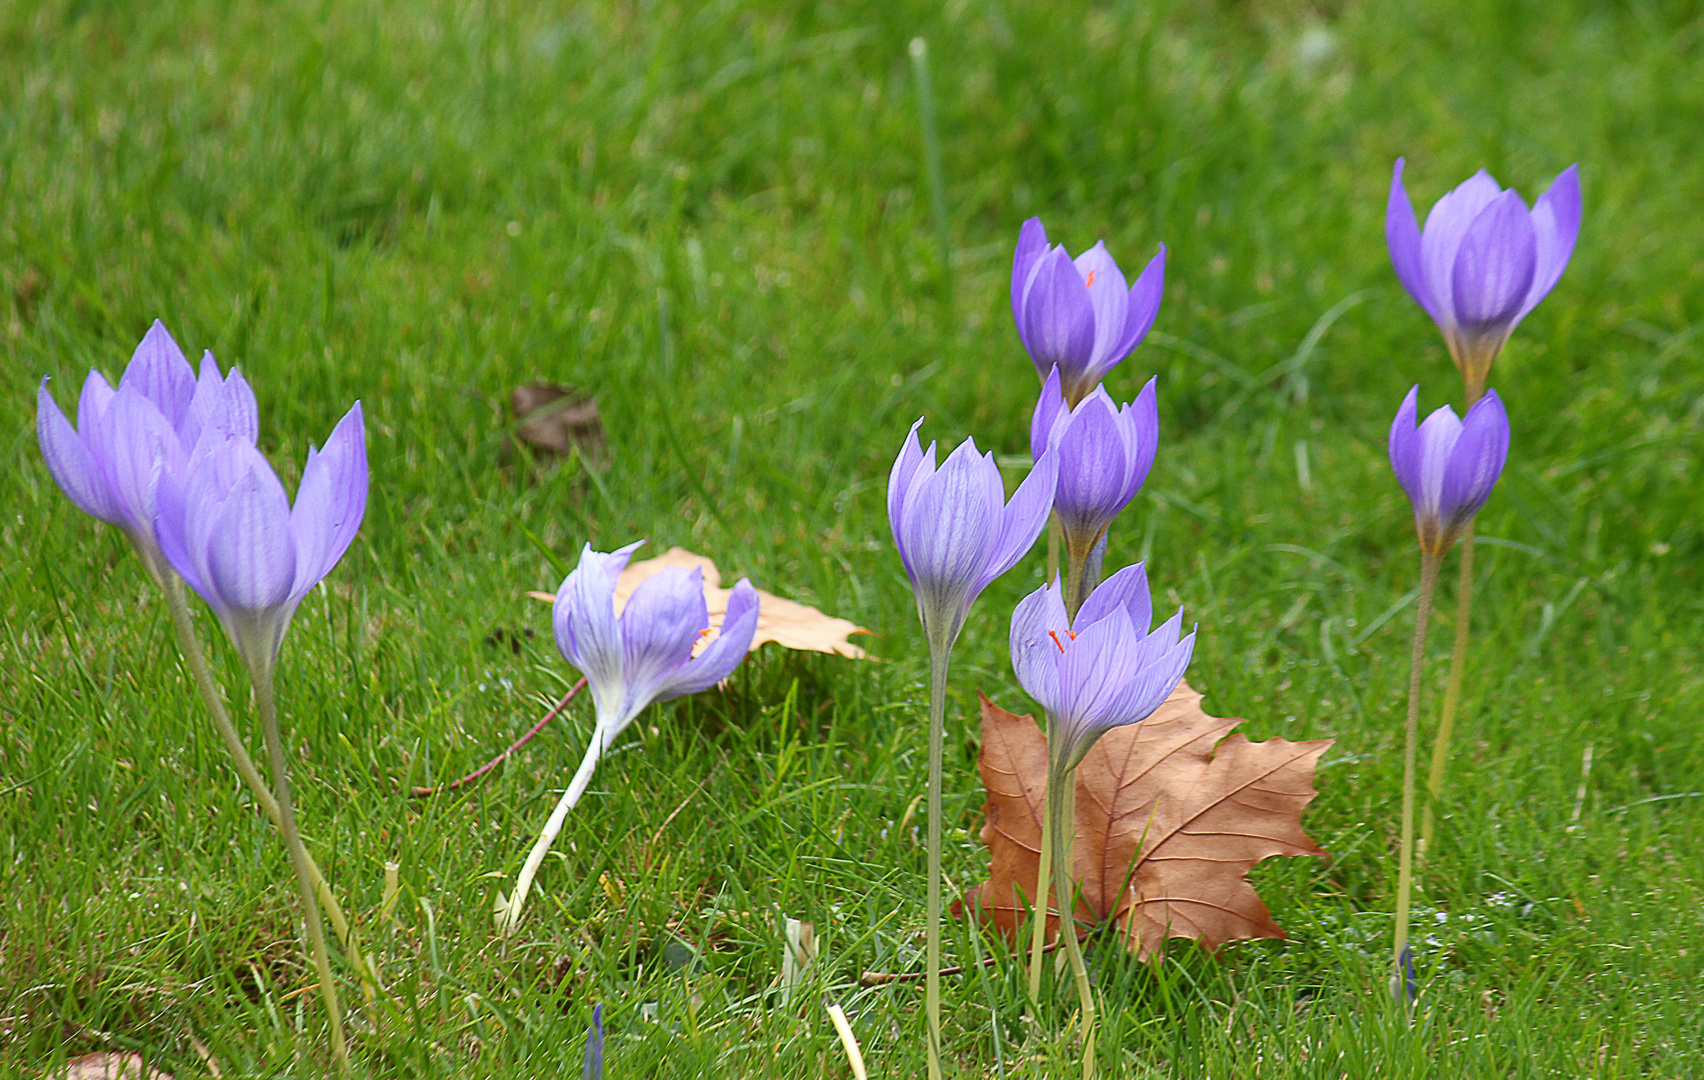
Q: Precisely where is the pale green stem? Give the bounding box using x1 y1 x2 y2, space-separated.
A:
1048 756 1096 1079
255 670 350 1072
1046 514 1062 587
1025 714 1058 1008
923 632 950 1080
1420 521 1474 865
1394 549 1442 1003
158 578 354 949
501 733 603 933
1062 533 1101 623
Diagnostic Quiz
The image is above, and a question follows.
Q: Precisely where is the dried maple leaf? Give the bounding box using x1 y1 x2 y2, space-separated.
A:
529 546 870 658
959 680 1331 958
58 1053 173 1080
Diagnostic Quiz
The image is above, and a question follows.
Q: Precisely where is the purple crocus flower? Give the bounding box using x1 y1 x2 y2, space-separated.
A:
154 403 367 680
1030 365 1159 561
1386 159 1581 392
1009 563 1195 768
1011 217 1166 405
583 1003 604 1080
1387 386 1509 556
503 540 760 930
36 320 258 582
888 419 1058 652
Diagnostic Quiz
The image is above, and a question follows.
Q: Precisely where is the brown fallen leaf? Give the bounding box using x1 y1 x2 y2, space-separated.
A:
959 680 1331 958
529 546 870 659
57 1053 173 1080
511 382 607 468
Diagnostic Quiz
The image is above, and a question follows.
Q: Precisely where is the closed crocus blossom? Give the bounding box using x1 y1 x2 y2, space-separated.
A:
1011 217 1165 406
154 403 367 680
1387 159 1580 395
36 320 258 581
502 541 760 930
888 419 1058 652
1009 563 1194 769
1388 386 1509 557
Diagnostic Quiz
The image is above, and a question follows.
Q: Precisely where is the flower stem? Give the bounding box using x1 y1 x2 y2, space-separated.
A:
1025 715 1058 1008
1420 522 1474 865
923 634 951 1080
1394 549 1442 1003
502 732 604 933
159 578 354 950
1047 757 1096 1079
254 670 350 1072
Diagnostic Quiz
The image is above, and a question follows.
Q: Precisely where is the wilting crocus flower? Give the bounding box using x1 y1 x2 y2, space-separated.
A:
154 404 368 682
1387 386 1509 556
583 1003 604 1080
502 541 760 930
1031 366 1158 609
1009 561 1193 1056
1011 217 1166 405
1010 563 1194 770
36 320 258 582
1386 159 1580 394
888 419 1058 653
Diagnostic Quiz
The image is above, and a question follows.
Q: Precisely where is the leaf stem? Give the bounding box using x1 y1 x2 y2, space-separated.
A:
1420 522 1474 864
1047 755 1096 1079
254 668 350 1072
923 632 951 1080
1394 548 1442 1003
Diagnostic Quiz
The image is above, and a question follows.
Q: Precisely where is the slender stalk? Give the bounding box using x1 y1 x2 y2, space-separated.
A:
1062 535 1099 623
909 37 952 312
255 670 350 1072
502 732 604 933
923 633 951 1080
1420 522 1474 863
159 578 353 949
1394 549 1442 1003
1047 757 1096 1079
1046 515 1062 587
1025 715 1059 1007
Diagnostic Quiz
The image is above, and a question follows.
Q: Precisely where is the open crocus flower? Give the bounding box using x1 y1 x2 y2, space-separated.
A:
1386 159 1580 394
1030 366 1158 585
154 403 367 681
1009 563 1194 769
888 419 1058 653
1011 217 1166 406
36 320 258 582
1388 386 1509 556
502 541 760 930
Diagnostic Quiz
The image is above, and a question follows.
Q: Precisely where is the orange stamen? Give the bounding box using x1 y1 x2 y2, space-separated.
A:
1046 629 1076 653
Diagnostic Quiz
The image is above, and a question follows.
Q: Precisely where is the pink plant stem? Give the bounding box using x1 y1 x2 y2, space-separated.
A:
411 679 588 798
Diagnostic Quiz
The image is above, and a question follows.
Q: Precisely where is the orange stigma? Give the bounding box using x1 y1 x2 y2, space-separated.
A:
1084 269 1097 288
1046 629 1076 652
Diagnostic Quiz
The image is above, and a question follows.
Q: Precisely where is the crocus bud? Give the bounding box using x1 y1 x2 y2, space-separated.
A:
1011 217 1165 406
1386 159 1580 394
1387 386 1509 556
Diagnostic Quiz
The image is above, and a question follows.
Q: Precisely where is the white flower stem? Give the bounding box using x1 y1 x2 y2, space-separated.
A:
159 578 354 951
1025 715 1058 1008
502 733 603 933
1420 521 1475 865
923 633 951 1080
1394 548 1442 1003
1047 755 1097 1079
254 669 350 1073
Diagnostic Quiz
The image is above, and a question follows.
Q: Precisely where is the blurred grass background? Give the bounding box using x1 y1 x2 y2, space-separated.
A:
3 0 1702 1075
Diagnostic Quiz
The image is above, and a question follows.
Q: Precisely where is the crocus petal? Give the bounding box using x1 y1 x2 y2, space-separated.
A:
980 448 1057 592
617 566 709 712
1009 581 1068 715
1010 217 1049 329
1419 170 1505 330
1124 377 1160 496
1054 609 1142 738
199 454 299 618
1387 386 1422 510
37 380 121 523
1074 560 1151 635
1017 247 1098 382
1521 164 1581 319
1104 244 1166 372
1437 390 1510 531
886 419 931 555
654 578 760 701
1451 190 1538 336
91 387 186 541
153 464 203 596
1053 395 1133 537
1030 366 1066 463
1412 402 1464 526
119 320 196 431
1086 620 1195 747
554 544 632 717
899 438 997 633
1385 159 1433 318
76 369 117 435
184 351 260 450
288 402 367 598
1074 241 1131 370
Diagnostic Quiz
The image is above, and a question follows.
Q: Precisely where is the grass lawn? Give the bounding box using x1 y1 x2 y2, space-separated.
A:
4 0 1703 1075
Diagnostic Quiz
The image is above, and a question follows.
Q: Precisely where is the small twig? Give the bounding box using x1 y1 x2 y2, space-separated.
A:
411 679 588 797
860 940 1059 986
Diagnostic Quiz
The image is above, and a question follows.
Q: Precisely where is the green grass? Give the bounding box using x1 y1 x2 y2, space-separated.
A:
4 0 1703 1075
